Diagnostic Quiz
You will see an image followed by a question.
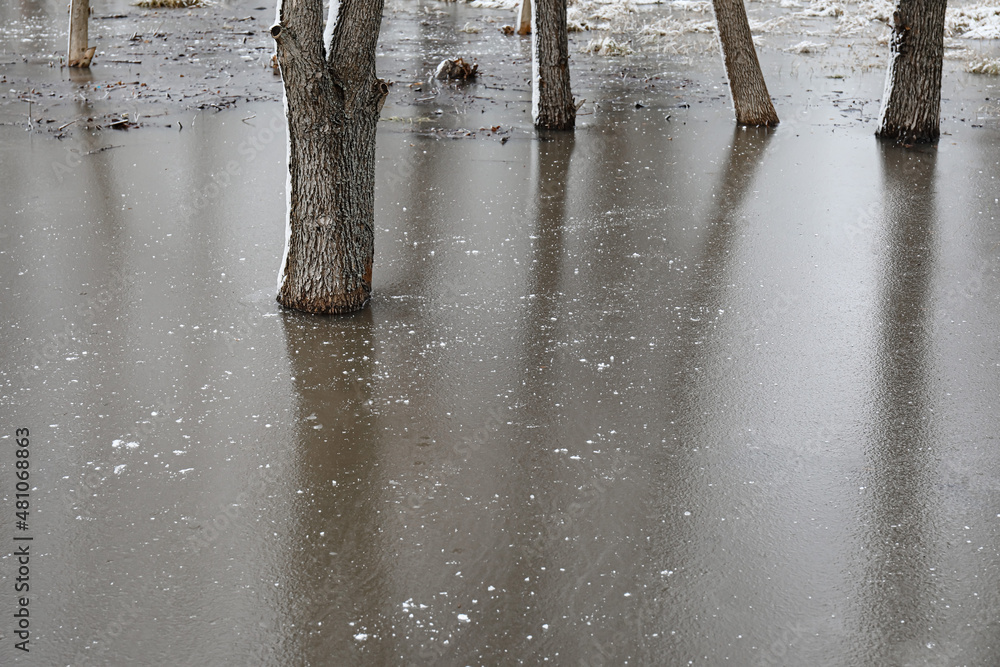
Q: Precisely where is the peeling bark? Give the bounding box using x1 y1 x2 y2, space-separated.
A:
272 0 387 314
68 0 95 68
876 0 946 144
532 0 575 130
712 0 778 126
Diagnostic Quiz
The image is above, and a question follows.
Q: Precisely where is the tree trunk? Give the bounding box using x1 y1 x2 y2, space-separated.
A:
517 0 531 35
876 0 946 143
532 0 575 130
68 0 96 68
272 0 387 314
712 0 778 126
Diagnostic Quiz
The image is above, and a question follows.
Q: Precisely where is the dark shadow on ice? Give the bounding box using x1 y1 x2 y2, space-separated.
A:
852 143 940 665
278 310 394 665
639 126 780 662
511 132 592 664
670 126 773 428
673 126 775 408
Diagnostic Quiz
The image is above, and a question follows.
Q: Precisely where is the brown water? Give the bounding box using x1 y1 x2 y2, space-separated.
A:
3 1 1000 666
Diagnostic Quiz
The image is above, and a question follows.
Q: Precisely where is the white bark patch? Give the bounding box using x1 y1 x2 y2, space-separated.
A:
531 0 540 123
67 1 74 56
711 3 734 117
324 0 341 58
277 92 293 296
876 40 899 130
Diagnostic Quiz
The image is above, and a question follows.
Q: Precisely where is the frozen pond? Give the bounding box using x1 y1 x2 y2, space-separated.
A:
3 0 1000 665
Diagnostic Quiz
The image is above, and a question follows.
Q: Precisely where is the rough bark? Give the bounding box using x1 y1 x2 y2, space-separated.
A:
517 0 531 35
532 0 575 130
272 0 387 314
712 0 778 126
68 0 96 68
876 0 946 143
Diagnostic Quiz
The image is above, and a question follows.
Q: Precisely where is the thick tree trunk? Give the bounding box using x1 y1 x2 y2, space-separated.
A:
532 0 575 130
712 0 778 126
876 0 946 143
272 0 387 314
68 0 96 68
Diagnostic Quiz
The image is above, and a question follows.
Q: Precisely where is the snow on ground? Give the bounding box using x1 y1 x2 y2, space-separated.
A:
948 0 1000 39
454 0 1000 68
581 35 636 55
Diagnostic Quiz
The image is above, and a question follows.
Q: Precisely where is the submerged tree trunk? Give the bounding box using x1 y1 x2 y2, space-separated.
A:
532 0 575 130
712 0 778 126
68 0 96 68
517 0 531 35
876 0 946 143
272 0 387 314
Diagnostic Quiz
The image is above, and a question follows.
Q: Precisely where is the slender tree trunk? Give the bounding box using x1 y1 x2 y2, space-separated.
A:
272 0 387 314
876 0 946 143
68 0 96 68
712 0 778 126
532 0 575 130
517 0 531 35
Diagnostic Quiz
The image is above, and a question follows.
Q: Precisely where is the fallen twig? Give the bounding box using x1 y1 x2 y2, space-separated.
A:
86 145 123 155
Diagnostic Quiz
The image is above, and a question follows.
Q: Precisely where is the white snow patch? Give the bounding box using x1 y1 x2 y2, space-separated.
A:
531 0 540 123
671 0 713 12
277 96 292 296
795 0 844 17
786 40 828 53
639 16 715 40
323 0 340 57
966 56 1000 74
469 0 518 7
948 0 1000 39
581 36 634 55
